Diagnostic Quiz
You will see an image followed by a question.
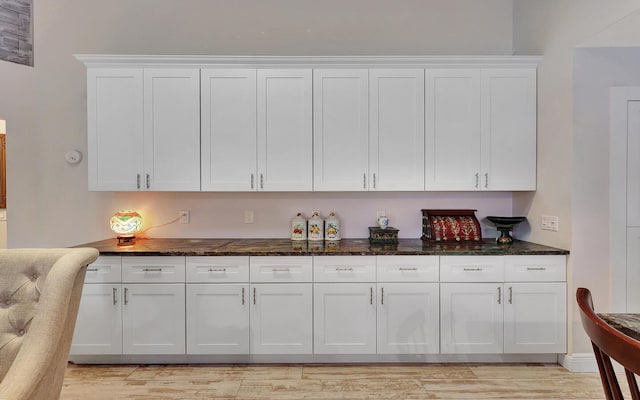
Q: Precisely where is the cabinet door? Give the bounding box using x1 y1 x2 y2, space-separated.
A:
377 283 439 354
504 283 566 353
257 69 312 191
122 284 186 354
201 69 257 191
314 283 377 354
87 68 144 191
71 284 123 355
143 68 201 191
481 68 536 190
186 284 249 354
313 69 369 191
440 283 503 354
250 283 312 354
369 69 425 191
425 69 481 190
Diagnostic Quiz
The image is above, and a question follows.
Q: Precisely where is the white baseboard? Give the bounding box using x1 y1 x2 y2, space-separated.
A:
558 353 598 372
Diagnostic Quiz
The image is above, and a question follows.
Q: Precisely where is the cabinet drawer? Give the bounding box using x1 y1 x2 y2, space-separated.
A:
314 256 376 282
440 256 504 282
504 255 566 282
186 256 249 283
250 256 312 283
376 255 439 282
84 256 122 283
122 257 186 283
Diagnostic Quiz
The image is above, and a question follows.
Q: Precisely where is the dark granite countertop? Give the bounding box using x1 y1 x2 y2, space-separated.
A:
73 238 569 257
599 313 640 342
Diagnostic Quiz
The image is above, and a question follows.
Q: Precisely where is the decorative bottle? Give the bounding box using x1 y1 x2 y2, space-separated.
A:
290 212 307 241
307 211 324 241
324 211 341 241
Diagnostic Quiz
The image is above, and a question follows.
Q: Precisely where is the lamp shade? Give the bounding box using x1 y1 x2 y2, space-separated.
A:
109 210 142 236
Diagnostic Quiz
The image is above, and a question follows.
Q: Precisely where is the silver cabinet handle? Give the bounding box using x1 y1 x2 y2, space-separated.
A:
463 267 483 271
208 268 227 272
124 287 129 305
508 286 513 304
87 268 98 272
260 174 264 189
146 173 150 189
242 287 245 305
253 287 256 305
142 268 162 272
526 267 547 271
381 287 384 305
484 173 489 188
398 267 417 271
370 287 373 305
113 287 118 305
272 268 290 272
475 173 479 189
363 173 366 189
336 267 354 272
497 286 502 304
373 173 377 189
137 174 141 189
250 174 255 190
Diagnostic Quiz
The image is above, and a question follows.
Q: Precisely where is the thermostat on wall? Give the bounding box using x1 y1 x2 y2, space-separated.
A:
65 150 82 164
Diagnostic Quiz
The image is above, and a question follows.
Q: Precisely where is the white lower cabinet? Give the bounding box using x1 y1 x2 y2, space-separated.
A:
71 283 123 355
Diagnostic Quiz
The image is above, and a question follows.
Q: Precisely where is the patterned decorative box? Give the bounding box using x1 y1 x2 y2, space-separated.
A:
421 209 482 241
369 226 399 244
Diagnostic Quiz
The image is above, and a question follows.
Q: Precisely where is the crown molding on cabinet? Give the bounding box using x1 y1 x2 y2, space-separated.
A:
74 54 542 69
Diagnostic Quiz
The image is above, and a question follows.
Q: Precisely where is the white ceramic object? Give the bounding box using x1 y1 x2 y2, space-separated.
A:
308 211 324 241
377 215 389 229
324 211 341 241
291 213 307 241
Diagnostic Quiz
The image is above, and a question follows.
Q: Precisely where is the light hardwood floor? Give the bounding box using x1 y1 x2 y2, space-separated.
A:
61 363 610 400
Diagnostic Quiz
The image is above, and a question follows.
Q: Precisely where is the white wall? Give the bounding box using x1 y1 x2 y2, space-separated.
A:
0 0 516 248
513 0 640 354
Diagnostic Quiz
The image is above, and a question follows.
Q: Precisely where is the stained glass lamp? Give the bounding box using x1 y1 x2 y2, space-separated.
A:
110 210 142 246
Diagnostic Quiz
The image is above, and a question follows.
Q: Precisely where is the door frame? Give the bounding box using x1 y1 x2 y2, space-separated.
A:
610 87 640 311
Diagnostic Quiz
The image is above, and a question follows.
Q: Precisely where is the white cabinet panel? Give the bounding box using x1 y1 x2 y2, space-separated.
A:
122 256 185 283
186 256 250 283
122 283 186 355
314 283 377 354
313 256 376 282
313 69 369 191
369 69 425 191
481 68 536 190
250 283 313 354
87 68 144 191
143 68 201 191
440 256 504 282
377 282 439 354
186 284 249 354
627 228 640 312
201 69 257 191
425 69 481 190
71 284 122 355
504 255 566 282
250 256 313 283
257 69 312 191
84 256 122 283
376 255 439 282
503 283 566 353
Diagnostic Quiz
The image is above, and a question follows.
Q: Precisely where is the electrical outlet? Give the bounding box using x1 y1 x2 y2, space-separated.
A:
541 215 559 232
179 210 190 224
244 210 254 224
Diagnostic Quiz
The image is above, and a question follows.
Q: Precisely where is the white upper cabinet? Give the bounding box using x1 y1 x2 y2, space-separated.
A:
257 69 313 191
481 68 537 191
87 68 144 191
425 68 536 191
144 69 201 191
425 69 482 190
313 69 369 191
201 69 257 191
87 67 200 191
369 69 425 191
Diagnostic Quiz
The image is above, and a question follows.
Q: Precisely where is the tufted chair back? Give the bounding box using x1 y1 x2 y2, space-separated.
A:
0 248 98 400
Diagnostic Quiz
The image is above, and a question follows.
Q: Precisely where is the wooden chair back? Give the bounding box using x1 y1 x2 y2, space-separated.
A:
576 287 640 400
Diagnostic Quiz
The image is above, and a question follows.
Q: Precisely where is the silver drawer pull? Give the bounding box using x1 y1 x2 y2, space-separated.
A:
526 267 547 271
87 268 99 272
208 268 227 272
463 267 483 271
398 267 417 271
142 268 163 272
336 267 354 272
272 268 290 272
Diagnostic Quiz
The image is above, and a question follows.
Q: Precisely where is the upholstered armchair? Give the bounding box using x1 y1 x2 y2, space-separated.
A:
0 248 99 400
